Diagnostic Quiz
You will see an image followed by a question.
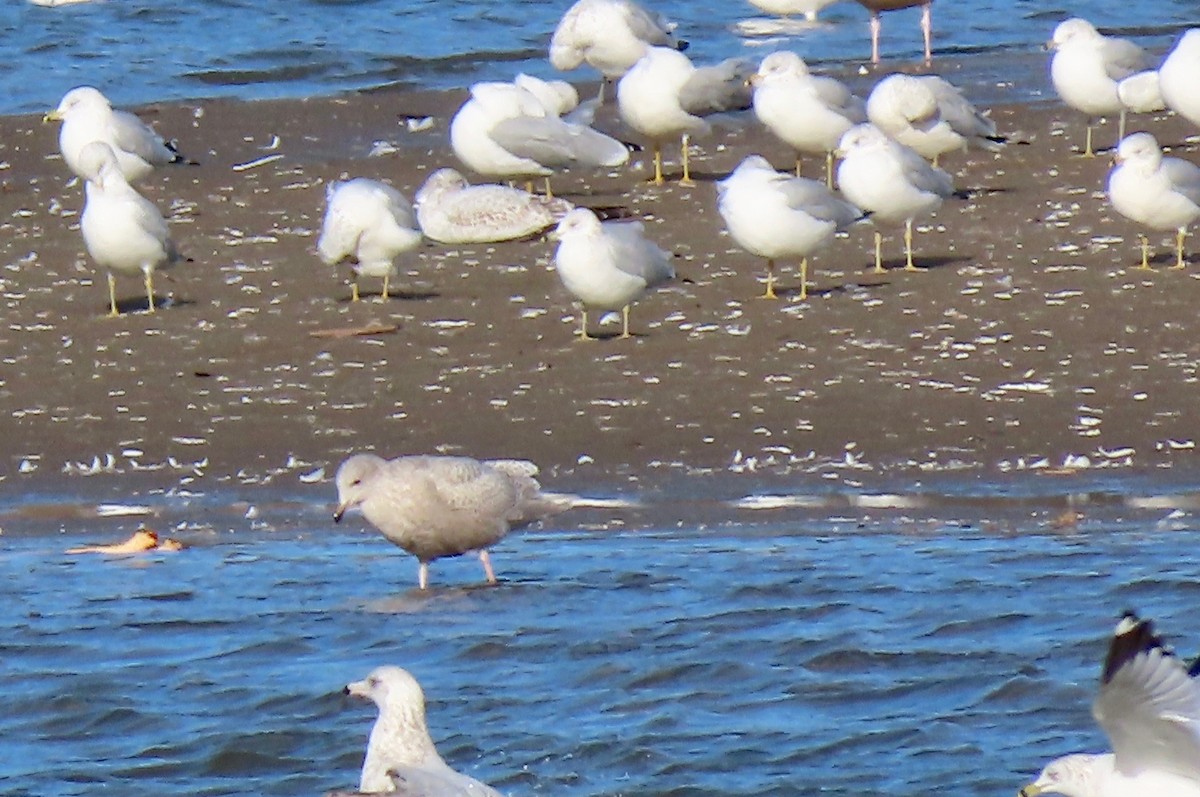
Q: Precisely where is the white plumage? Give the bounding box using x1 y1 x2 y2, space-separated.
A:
549 0 684 84
866 73 1001 165
747 0 842 23
316 178 422 302
1107 132 1200 271
1159 29 1200 130
414 168 573 244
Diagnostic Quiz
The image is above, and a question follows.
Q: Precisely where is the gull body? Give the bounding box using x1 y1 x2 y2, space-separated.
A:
1107 132 1200 270
855 0 933 65
549 0 685 85
747 0 842 23
836 123 953 271
866 73 1001 164
45 86 187 182
1159 29 1200 129
717 154 862 299
333 453 565 589
552 208 674 338
344 666 503 797
414 167 574 244
77 141 179 316
750 51 866 184
317 178 422 302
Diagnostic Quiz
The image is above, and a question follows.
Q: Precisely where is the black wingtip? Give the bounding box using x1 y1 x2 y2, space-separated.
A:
1101 611 1166 684
676 39 689 52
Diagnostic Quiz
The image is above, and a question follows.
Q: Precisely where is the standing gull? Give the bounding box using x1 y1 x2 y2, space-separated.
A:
1048 18 1149 157
750 51 866 186
866 73 1003 166
617 47 753 185
1159 29 1200 130
717 155 862 299
1107 133 1200 271
333 453 567 589
44 86 189 182
836 123 953 272
552 207 674 339
78 141 180 316
1020 612 1200 797
317 178 422 303
855 0 933 65
414 167 574 244
344 666 503 797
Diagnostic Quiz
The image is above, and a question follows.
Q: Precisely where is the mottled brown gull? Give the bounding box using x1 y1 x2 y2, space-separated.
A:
342 666 503 797
333 453 567 589
317 178 422 302
414 167 574 244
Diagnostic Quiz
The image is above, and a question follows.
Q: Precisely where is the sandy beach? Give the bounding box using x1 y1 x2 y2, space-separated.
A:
3 81 1200 504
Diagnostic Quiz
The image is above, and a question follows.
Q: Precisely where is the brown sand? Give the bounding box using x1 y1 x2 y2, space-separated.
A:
2 86 1200 502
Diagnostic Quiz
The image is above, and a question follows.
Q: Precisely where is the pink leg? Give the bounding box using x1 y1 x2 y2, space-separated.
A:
418 562 429 590
479 550 497 584
921 2 933 64
870 12 882 64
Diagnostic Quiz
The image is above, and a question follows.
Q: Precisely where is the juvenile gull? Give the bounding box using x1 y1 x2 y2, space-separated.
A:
1159 29 1200 130
1048 18 1149 157
836 123 954 272
1107 132 1200 271
866 73 1002 166
750 51 866 185
717 154 863 299
1020 612 1200 797
44 86 189 182
344 666 503 797
617 47 753 185
747 0 842 23
552 207 674 338
78 141 180 316
414 167 574 244
333 453 566 589
855 0 933 65
316 178 422 302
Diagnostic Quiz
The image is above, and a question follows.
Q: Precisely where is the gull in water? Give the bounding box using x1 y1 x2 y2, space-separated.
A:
343 666 503 797
749 51 866 186
78 141 180 316
1159 29 1200 130
333 453 567 589
717 154 863 299
450 80 628 195
1048 18 1149 157
617 47 753 185
1019 612 1200 797
747 0 842 23
855 0 933 65
836 123 954 272
415 167 575 244
549 0 686 100
552 207 674 339
1107 132 1200 271
45 86 190 182
317 178 422 302
866 73 1003 166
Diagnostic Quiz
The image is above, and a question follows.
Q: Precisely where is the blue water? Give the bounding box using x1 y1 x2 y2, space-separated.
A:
4 0 1197 115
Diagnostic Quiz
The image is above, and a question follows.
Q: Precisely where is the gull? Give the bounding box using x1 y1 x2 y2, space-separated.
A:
77 141 180 316
1048 18 1149 157
747 0 843 23
750 51 867 186
414 167 574 244
855 0 933 65
1107 132 1200 271
836 123 954 272
617 47 753 185
344 666 503 797
1159 29 1200 130
717 154 863 299
44 86 189 182
866 73 1003 166
333 453 567 589
1116 70 1167 137
1019 612 1200 797
549 0 687 99
317 178 422 303
551 208 674 339
449 80 628 195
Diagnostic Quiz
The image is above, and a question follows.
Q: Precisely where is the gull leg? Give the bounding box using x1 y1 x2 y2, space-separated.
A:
1137 234 1153 271
1173 228 1188 269
679 134 695 187
932 153 940 169
620 305 632 338
869 12 882 64
1118 108 1127 143
904 219 923 271
921 2 933 65
544 177 554 199
351 278 361 302
107 273 120 317
144 270 156 313
825 150 834 188
525 180 535 193
795 153 803 178
479 550 497 585
762 259 778 299
1083 122 1095 158
874 231 884 274
652 142 664 186
380 274 390 302
799 257 809 301
418 562 429 590
578 308 593 340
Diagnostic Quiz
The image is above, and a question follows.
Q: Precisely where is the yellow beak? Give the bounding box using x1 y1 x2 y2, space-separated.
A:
1019 783 1043 797
43 110 63 124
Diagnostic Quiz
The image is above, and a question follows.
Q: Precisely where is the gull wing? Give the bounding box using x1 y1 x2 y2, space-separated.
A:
1102 36 1150 81
489 116 628 169
679 57 754 116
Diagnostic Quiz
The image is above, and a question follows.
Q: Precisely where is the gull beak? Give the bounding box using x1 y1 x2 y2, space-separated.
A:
547 229 563 242
333 502 347 523
746 73 763 88
1019 783 1043 797
344 678 368 698
1043 40 1055 52
43 110 63 124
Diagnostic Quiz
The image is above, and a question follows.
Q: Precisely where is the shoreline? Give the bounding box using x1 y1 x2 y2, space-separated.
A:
4 79 1200 510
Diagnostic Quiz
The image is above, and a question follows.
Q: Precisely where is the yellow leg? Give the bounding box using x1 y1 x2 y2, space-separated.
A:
525 180 535 193
874 231 884 274
799 257 808 301
351 280 361 302
619 305 631 339
578 309 593 340
1137 235 1153 271
107 273 120 317
904 220 923 271
825 150 834 189
762 259 778 299
543 177 553 199
652 143 664 186
679 135 695 187
932 154 940 169
380 274 390 301
795 154 803 179
1083 123 1095 158
144 270 156 313
1173 228 1188 269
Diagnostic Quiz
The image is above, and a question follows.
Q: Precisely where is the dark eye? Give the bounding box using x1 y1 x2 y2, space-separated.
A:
368 677 379 687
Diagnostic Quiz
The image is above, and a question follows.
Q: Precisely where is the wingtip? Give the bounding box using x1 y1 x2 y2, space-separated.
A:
1101 610 1167 684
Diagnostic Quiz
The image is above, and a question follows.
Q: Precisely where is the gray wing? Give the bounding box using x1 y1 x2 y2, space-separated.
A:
1102 36 1150 81
489 116 629 169
111 109 180 166
775 175 863 227
603 221 675 285
619 0 678 46
926 77 998 139
679 57 754 116
1163 158 1200 207
895 143 955 197
812 76 867 121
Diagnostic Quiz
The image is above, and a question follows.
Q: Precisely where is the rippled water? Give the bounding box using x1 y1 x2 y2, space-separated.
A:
4 0 1197 114
2 488 1199 796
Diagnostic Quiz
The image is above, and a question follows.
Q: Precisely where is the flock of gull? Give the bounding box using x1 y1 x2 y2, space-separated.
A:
32 1 1200 793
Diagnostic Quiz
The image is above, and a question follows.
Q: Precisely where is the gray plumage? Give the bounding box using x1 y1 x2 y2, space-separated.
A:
414 167 574 244
678 57 755 116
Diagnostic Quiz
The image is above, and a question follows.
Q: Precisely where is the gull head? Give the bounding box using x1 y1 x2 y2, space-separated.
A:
344 665 428 718
333 453 385 522
836 123 888 157
44 85 111 124
414 168 470 209
718 154 776 192
550 207 602 242
1113 132 1162 170
1020 753 1108 797
751 51 809 87
76 141 124 188
1049 18 1101 50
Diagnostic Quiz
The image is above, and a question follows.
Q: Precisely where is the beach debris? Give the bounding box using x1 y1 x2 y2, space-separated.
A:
231 153 284 171
66 527 184 555
308 322 399 339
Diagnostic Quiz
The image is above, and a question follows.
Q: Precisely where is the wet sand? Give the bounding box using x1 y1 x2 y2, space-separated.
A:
3 84 1200 503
